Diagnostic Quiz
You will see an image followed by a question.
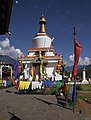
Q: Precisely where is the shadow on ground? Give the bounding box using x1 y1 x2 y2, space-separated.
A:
34 96 72 110
6 90 12 93
34 97 55 107
8 112 22 120
57 96 72 110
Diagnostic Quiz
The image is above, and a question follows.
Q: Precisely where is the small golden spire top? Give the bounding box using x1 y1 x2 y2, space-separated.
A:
39 15 46 33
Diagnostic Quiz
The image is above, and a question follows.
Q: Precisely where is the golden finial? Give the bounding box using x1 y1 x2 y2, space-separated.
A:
39 15 46 33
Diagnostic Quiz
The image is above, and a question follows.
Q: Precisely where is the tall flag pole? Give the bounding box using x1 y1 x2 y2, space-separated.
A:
72 27 81 80
72 27 81 113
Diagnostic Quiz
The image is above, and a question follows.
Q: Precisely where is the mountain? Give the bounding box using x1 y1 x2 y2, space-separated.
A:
65 65 85 72
77 64 91 78
86 64 91 78
65 64 91 78
0 55 16 65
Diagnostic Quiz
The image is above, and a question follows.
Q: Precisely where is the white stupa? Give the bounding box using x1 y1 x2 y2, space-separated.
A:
19 15 63 81
82 68 89 84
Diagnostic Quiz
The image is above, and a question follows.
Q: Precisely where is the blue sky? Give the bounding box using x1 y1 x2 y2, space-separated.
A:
0 0 91 66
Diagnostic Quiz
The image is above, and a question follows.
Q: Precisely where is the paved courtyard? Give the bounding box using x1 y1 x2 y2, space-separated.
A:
0 87 89 120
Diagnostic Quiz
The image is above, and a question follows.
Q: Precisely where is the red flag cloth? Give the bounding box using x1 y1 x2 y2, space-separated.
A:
34 67 36 79
72 38 81 80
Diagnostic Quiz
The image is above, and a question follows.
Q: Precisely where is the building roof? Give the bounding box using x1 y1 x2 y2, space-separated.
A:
0 0 13 35
19 55 61 61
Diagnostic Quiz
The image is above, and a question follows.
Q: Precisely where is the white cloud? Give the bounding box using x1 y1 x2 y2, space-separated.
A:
79 57 91 65
69 54 74 62
0 38 23 59
0 38 10 48
66 54 74 66
16 49 23 58
67 54 91 66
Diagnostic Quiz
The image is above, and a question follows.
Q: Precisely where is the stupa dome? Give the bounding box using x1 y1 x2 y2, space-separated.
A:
32 15 53 48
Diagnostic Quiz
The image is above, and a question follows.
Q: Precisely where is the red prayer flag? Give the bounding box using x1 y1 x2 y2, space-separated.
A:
72 38 81 80
34 67 36 79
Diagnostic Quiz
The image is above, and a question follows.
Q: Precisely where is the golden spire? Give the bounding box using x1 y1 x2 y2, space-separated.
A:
39 15 46 33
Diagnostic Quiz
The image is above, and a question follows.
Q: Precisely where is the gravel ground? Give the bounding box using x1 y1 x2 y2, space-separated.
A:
0 87 90 120
76 99 91 119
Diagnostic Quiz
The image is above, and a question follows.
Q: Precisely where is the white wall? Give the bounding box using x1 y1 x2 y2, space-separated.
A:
46 67 54 77
45 51 54 56
28 52 35 56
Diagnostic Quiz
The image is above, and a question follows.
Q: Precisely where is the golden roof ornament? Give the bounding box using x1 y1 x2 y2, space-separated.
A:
39 15 46 33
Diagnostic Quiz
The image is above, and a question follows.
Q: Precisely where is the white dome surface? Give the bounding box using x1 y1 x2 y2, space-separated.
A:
32 35 52 48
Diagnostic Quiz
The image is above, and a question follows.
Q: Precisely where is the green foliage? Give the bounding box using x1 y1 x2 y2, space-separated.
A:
77 84 91 100
76 84 82 90
81 84 91 91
